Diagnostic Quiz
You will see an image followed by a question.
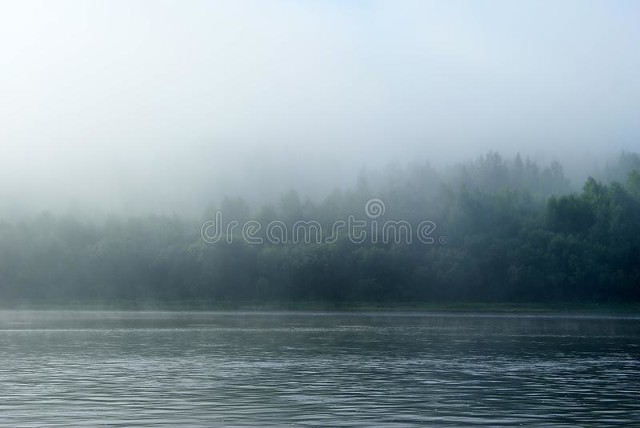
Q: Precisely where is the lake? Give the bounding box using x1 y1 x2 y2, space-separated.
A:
0 310 638 426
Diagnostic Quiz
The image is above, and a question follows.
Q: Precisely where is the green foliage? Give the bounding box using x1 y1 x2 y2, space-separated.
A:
0 152 638 305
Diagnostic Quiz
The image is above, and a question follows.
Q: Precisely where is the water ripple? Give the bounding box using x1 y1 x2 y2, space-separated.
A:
0 311 638 426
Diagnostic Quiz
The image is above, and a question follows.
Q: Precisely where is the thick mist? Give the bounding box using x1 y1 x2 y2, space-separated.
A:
1 0 638 217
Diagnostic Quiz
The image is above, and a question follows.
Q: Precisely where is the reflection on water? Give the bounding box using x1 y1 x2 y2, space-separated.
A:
0 310 638 427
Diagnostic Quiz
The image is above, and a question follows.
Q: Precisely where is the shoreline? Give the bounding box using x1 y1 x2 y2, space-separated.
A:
1 300 639 315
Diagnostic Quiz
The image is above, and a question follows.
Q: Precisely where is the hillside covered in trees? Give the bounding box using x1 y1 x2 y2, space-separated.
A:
1 152 639 306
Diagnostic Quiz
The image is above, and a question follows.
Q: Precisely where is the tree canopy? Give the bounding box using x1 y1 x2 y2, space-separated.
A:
1 152 638 305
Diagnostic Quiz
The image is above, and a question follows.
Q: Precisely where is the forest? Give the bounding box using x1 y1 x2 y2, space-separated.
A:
1 151 639 306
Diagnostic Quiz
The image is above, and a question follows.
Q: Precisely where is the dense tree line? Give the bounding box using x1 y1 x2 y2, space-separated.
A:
1 152 639 305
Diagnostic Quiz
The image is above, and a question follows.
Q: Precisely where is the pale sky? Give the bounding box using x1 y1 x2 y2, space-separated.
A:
0 0 639 215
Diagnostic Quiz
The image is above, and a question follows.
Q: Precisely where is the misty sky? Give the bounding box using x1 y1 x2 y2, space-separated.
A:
1 0 639 215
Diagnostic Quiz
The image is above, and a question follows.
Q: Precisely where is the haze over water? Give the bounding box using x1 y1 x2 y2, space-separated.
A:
1 1 640 426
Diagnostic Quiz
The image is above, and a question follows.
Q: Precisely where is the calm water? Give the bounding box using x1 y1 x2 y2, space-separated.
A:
0 311 638 427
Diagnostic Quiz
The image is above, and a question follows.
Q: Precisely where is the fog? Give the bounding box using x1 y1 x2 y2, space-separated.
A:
1 0 639 216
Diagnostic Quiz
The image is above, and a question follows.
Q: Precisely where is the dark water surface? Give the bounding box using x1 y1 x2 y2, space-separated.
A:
0 310 638 427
